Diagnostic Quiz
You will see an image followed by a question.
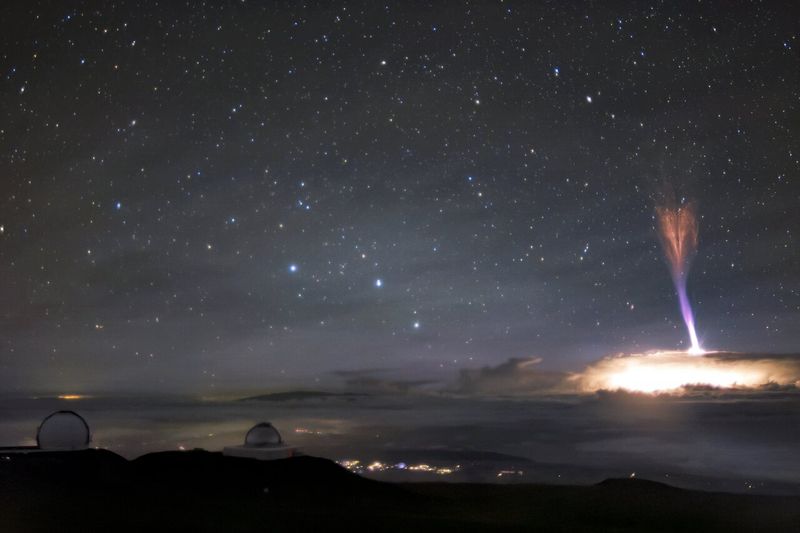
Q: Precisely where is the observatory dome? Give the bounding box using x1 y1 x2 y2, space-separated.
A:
244 422 283 447
37 411 91 451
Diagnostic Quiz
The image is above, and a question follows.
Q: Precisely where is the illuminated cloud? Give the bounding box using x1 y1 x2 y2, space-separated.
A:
450 352 800 397
570 351 800 394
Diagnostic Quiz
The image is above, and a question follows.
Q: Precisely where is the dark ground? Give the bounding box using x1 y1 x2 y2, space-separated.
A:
1 450 798 532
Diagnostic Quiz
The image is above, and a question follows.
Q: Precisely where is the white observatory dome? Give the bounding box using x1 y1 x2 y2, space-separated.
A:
36 411 91 451
244 422 283 448
224 421 298 460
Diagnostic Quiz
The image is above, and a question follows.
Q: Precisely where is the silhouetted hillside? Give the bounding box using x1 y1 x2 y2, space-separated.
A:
1 449 798 532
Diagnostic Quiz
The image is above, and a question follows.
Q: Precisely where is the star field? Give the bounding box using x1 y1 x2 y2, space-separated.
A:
0 1 798 392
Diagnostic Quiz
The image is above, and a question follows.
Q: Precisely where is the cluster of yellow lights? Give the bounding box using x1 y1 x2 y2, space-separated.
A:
573 350 799 394
57 394 87 400
293 427 324 435
338 459 458 475
407 464 457 475
497 470 524 478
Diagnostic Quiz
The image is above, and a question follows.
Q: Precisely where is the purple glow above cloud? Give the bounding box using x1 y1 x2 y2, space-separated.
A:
676 277 702 354
656 202 702 354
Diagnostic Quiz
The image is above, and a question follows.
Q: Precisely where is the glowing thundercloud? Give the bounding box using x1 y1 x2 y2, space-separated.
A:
656 201 702 354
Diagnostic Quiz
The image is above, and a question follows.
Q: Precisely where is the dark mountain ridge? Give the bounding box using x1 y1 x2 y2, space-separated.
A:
1 449 798 532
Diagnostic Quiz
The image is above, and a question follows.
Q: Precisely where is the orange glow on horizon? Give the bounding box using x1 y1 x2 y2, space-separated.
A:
58 394 87 400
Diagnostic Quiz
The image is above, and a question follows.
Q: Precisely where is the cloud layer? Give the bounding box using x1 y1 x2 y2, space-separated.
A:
453 357 569 395
448 352 800 397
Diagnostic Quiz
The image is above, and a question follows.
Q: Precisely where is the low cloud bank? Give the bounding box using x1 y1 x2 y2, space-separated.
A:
453 357 569 395
332 369 438 394
450 352 800 397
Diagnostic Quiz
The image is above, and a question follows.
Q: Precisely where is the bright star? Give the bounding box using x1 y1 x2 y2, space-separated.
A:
375 278 383 288
289 264 298 273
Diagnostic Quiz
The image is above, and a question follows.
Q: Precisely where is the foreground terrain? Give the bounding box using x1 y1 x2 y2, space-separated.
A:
1 449 798 532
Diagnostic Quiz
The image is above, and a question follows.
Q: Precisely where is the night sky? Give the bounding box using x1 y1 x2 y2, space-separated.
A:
1 1 798 393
